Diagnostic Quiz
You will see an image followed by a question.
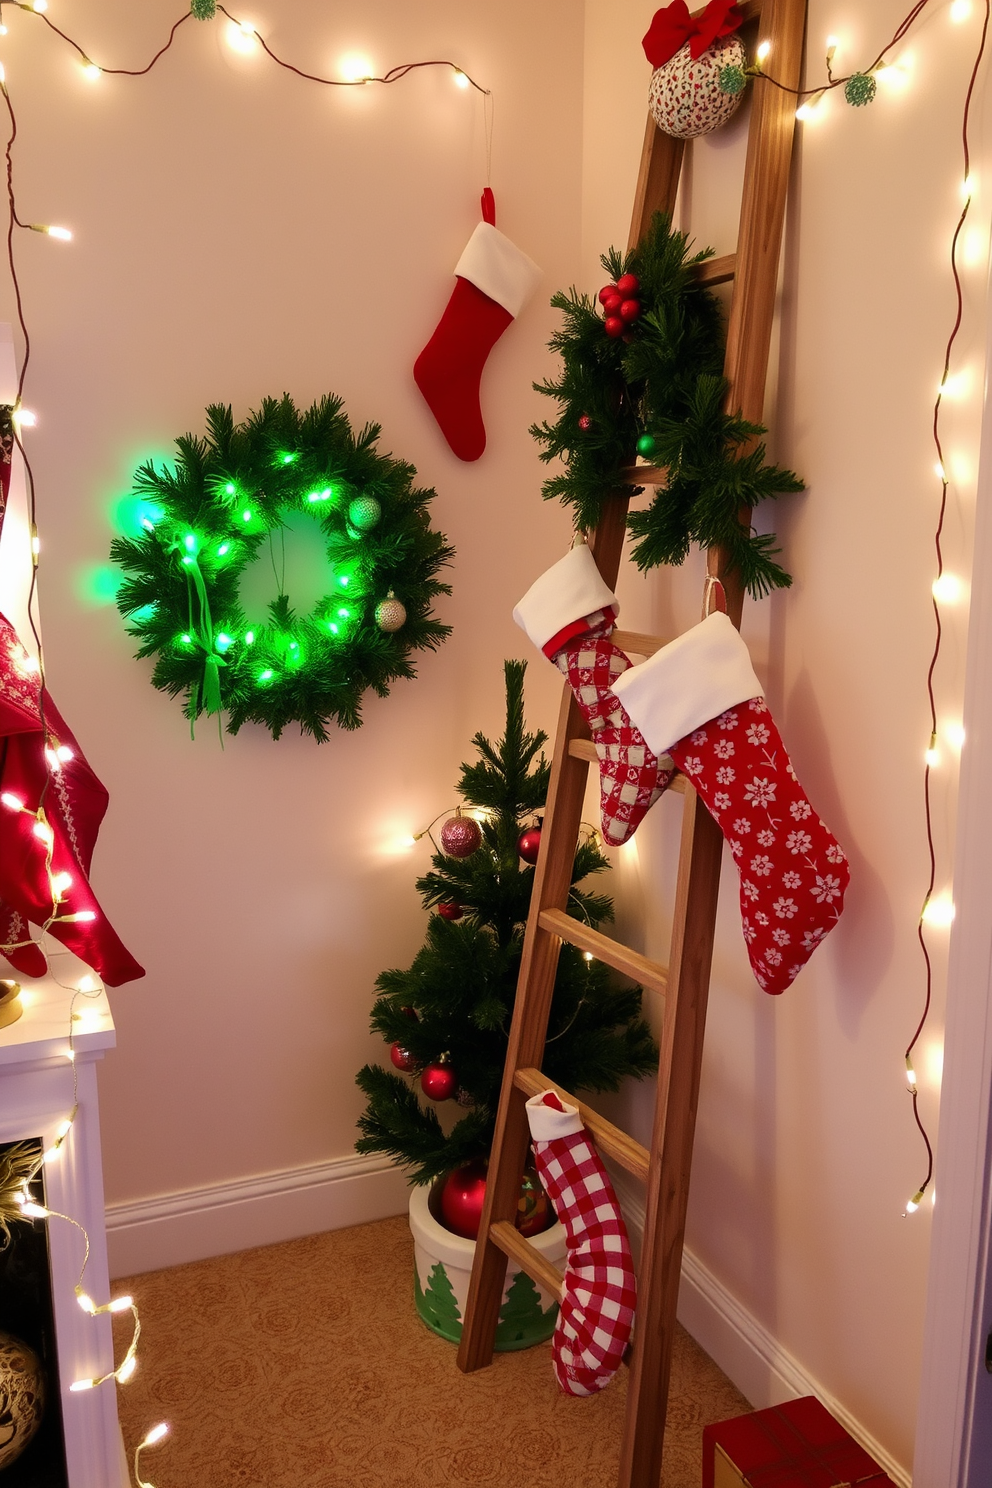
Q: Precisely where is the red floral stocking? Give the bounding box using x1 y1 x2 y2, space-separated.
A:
667 699 849 994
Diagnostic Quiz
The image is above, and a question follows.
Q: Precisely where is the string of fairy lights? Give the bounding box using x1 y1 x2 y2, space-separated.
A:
0 4 491 1483
748 0 988 1216
0 0 984 1475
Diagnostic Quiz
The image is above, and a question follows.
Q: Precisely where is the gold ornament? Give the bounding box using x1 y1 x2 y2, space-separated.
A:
0 1331 46 1471
375 591 407 632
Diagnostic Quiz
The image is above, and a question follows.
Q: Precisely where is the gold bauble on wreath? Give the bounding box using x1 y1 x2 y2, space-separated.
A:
375 590 407 633
0 1330 46 1470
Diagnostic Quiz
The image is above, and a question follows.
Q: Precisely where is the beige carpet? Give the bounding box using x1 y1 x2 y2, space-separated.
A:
113 1216 750 1487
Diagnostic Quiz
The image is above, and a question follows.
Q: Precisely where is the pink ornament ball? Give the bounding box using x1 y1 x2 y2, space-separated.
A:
439 813 482 858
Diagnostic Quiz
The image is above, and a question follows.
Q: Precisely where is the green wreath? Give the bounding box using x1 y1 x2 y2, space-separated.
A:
531 213 804 597
110 394 454 741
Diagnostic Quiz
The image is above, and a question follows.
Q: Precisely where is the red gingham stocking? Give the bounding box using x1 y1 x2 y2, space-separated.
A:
513 544 674 846
667 700 849 995
553 610 674 846
525 1090 636 1396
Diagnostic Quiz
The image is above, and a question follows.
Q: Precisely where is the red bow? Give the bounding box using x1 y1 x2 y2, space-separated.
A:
642 0 743 69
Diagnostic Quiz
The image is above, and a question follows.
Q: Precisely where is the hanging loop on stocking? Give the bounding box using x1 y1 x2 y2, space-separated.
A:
702 574 727 619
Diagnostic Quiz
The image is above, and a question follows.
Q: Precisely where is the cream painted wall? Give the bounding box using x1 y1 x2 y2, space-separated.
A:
0 0 582 1198
581 0 992 1474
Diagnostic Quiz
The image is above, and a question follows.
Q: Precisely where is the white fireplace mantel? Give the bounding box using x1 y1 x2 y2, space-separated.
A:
0 946 128 1488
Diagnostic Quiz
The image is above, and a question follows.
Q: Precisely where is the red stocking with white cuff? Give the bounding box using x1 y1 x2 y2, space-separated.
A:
612 611 849 994
513 544 675 845
414 190 541 462
525 1090 636 1396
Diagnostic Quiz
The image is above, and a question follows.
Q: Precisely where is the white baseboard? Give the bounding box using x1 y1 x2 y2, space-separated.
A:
610 1171 911 1488
106 1152 410 1278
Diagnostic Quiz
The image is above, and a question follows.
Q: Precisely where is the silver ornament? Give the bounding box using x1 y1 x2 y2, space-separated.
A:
375 591 407 632
347 496 381 531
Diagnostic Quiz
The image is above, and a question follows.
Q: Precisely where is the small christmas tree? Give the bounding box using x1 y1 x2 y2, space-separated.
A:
355 659 657 1187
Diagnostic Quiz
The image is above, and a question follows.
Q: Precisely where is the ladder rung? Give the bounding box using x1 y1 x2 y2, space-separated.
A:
612 628 668 656
489 1220 564 1300
566 737 687 796
694 251 737 287
514 1067 650 1182
619 463 667 486
539 908 668 997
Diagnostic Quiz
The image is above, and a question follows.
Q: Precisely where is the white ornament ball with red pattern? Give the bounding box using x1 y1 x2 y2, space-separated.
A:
648 34 746 139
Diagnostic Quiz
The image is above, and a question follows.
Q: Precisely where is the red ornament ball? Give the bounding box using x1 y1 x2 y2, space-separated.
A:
399 1005 419 1021
598 283 617 305
438 1159 554 1241
421 1060 458 1102
578 415 593 432
604 317 625 339
620 298 641 322
390 1042 419 1073
517 825 542 864
616 272 640 296
439 813 482 859
437 901 464 921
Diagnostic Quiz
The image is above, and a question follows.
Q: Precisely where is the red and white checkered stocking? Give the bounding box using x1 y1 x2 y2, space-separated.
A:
514 545 674 846
525 1090 636 1396
613 611 849 995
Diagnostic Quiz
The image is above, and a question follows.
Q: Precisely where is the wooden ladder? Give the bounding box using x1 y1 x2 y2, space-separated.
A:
456 2 806 1483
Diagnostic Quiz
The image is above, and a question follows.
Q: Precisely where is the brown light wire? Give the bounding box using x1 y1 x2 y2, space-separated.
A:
902 0 991 1212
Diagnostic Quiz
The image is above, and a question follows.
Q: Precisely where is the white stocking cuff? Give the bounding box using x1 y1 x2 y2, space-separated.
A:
612 610 763 757
513 545 619 655
525 1091 585 1142
455 222 542 319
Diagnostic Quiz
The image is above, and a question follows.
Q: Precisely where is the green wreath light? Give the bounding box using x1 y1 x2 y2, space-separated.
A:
111 394 453 741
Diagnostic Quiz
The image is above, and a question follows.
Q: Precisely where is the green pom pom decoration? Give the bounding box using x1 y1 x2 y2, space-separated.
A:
844 72 877 107
636 434 656 457
718 64 747 97
190 0 217 18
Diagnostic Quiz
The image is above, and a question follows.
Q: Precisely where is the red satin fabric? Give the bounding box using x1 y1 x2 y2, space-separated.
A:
642 0 743 69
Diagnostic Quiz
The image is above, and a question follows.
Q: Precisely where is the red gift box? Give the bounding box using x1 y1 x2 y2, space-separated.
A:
703 1397 895 1488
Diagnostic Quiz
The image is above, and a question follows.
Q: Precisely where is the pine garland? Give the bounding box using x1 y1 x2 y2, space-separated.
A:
531 212 804 597
355 661 657 1186
111 394 453 741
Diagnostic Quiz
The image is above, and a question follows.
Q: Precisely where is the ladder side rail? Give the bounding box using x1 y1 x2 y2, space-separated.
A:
619 3 807 1481
457 500 631 1373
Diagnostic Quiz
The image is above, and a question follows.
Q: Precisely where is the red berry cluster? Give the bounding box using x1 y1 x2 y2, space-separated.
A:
598 272 641 339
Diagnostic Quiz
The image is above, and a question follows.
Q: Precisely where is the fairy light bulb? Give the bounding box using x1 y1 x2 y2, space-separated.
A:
33 819 53 844
82 61 101 81
76 1290 96 1314
452 69 470 89
225 19 257 52
905 1190 925 1214
69 1377 96 1393
63 910 97 923
935 460 947 481
13 408 35 428
922 895 956 928
825 35 839 59
21 1201 49 1219
932 573 964 603
109 1294 134 1312
44 225 72 241
31 0 47 11
78 975 97 992
143 1424 169 1448
962 175 976 201
925 732 940 767
951 0 973 16
116 1353 137 1382
51 871 72 895
339 52 375 82
756 40 771 62
1 792 24 811
905 1056 917 1088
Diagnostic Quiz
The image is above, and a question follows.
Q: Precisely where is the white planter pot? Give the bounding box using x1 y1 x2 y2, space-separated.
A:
409 1183 565 1351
